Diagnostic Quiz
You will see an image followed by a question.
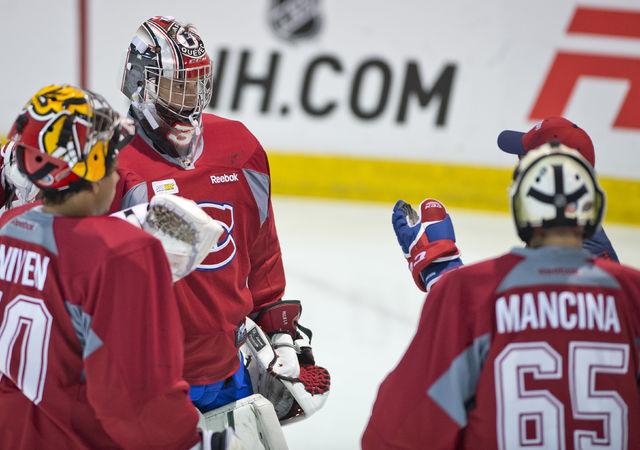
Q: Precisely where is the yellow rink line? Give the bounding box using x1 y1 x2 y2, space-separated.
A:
268 152 640 226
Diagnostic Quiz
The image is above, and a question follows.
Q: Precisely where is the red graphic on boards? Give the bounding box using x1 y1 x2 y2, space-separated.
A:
530 7 640 129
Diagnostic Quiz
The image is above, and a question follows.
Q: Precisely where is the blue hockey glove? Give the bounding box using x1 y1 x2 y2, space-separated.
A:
392 199 462 291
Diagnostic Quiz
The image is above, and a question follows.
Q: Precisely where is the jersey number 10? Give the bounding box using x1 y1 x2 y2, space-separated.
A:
0 294 52 405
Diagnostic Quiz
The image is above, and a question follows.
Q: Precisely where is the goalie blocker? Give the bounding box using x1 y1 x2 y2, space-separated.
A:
244 301 330 423
198 303 330 449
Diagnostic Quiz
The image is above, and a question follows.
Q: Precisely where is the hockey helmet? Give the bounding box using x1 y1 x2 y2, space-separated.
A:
510 142 605 243
121 16 213 158
10 84 132 191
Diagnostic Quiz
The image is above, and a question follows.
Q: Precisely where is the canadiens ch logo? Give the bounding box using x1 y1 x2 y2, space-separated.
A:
268 0 323 42
197 202 237 270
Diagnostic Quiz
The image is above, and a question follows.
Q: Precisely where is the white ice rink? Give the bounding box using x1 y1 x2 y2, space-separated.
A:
273 196 640 450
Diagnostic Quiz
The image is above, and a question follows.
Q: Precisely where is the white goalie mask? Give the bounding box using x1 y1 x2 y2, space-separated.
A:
121 16 213 159
510 143 605 243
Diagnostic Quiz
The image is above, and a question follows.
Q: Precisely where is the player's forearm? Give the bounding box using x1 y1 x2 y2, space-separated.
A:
87 243 199 448
364 392 463 450
249 256 286 311
248 216 286 309
85 351 199 450
419 258 464 292
94 389 200 450
361 422 407 450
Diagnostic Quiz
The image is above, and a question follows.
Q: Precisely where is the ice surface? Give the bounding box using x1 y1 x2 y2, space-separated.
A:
273 196 640 450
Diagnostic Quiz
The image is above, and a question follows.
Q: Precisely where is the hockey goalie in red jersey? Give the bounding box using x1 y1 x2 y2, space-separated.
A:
0 85 240 449
363 143 640 450
117 15 329 440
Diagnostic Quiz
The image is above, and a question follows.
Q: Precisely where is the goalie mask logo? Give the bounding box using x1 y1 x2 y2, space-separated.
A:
28 85 91 121
167 22 207 59
28 87 91 176
17 85 114 187
269 0 323 42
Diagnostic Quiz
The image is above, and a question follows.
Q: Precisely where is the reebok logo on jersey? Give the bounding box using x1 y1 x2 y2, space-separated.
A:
10 218 36 232
152 179 179 195
210 173 239 184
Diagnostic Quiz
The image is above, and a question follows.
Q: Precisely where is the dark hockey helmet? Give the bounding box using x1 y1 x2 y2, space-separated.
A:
510 142 605 244
10 85 133 191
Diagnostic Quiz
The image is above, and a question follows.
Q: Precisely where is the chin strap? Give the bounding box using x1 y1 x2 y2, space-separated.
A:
189 113 202 136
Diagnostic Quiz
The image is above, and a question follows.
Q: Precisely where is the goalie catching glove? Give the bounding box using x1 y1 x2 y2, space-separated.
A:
242 301 330 424
392 199 462 292
111 194 223 281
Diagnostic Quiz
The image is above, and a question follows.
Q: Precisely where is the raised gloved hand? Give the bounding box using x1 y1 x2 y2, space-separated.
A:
392 199 462 291
243 301 330 424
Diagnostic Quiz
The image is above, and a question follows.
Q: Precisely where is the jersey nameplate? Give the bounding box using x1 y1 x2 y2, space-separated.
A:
0 244 50 291
496 290 621 334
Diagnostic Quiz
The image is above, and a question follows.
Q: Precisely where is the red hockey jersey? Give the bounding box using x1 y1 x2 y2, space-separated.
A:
363 246 640 450
108 165 147 213
117 113 286 384
0 204 199 450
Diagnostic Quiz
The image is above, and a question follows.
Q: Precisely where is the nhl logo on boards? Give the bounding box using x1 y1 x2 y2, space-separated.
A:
10 218 36 232
268 0 323 42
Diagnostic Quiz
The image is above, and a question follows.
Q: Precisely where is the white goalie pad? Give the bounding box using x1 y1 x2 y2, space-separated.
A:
197 394 288 450
111 194 223 281
241 318 330 425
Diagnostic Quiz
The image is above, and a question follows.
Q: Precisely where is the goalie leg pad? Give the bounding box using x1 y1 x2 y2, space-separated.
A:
197 394 289 450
